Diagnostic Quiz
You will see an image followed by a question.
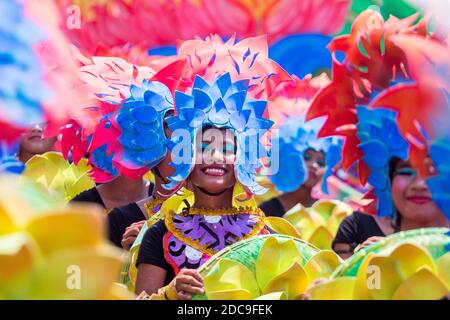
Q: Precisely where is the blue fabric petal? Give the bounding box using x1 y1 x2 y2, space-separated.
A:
0 140 23 174
356 105 409 217
208 98 230 126
131 105 158 124
113 81 174 172
175 91 195 110
360 140 389 169
224 90 247 113
192 88 213 112
427 140 450 220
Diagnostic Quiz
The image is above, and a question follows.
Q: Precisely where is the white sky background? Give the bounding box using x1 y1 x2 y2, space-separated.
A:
408 0 450 32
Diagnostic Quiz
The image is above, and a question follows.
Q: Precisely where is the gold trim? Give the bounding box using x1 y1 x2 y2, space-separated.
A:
179 205 264 216
144 198 165 219
165 207 266 256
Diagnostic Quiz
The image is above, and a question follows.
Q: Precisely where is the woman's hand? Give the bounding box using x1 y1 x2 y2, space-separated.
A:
121 220 146 250
357 236 384 251
173 269 204 300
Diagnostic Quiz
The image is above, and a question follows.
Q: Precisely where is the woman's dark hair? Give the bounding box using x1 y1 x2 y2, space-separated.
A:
388 156 402 231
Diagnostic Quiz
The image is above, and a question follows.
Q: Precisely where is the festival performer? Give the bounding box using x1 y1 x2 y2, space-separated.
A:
257 75 339 216
333 157 449 258
134 72 274 299
63 55 159 211
301 8 450 258
105 82 176 249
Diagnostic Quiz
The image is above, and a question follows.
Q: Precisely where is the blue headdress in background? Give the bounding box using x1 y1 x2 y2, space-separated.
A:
269 113 341 193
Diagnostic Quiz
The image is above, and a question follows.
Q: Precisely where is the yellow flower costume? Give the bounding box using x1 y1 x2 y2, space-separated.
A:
265 199 353 250
22 151 95 202
0 175 131 299
192 234 342 300
306 228 450 300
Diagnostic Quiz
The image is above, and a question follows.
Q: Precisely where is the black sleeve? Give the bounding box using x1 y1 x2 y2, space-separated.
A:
107 203 147 248
107 208 125 248
70 188 105 208
136 220 169 271
332 213 359 251
259 197 286 217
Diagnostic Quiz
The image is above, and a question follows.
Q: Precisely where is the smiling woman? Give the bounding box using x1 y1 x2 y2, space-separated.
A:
134 73 274 300
333 157 450 259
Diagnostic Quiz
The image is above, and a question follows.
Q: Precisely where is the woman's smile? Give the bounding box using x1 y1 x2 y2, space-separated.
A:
201 165 228 177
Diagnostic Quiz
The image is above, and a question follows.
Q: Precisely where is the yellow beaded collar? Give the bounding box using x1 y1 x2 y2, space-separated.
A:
177 205 264 217
144 198 165 219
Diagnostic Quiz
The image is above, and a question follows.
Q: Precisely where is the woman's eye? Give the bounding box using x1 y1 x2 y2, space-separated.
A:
317 160 326 167
395 167 416 176
303 154 312 161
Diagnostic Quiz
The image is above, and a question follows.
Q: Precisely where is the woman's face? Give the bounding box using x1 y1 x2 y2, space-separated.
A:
20 123 56 155
189 127 236 194
302 148 326 188
391 160 445 224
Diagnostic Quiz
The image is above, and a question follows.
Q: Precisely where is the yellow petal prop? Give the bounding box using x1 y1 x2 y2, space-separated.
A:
255 237 302 292
0 233 36 284
311 199 339 221
280 200 352 251
207 289 256 300
326 211 349 236
25 205 104 256
392 267 449 300
368 243 436 300
353 252 376 300
28 245 124 299
23 152 95 202
265 217 302 239
105 283 137 300
254 292 287 300
436 253 450 289
261 262 309 299
283 205 309 226
304 250 341 280
306 277 356 300
307 226 334 250
204 259 260 300
0 176 130 300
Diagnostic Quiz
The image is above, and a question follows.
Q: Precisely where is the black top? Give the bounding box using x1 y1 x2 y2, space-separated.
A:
71 187 105 208
107 203 147 247
71 184 154 209
136 220 174 285
332 212 385 252
259 197 286 217
105 183 155 247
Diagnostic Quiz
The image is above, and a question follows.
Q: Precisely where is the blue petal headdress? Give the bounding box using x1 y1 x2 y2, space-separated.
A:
269 114 341 193
114 80 174 171
0 141 24 174
82 80 174 181
426 138 450 221
165 72 273 194
356 106 409 217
